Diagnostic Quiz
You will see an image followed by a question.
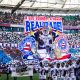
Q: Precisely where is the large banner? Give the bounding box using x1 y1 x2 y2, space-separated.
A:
55 33 70 60
24 16 63 33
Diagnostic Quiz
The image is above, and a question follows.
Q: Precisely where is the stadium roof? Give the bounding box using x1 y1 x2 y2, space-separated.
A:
0 0 80 10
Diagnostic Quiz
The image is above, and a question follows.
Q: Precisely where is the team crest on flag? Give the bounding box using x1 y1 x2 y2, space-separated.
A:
58 38 67 50
55 33 69 53
18 36 36 60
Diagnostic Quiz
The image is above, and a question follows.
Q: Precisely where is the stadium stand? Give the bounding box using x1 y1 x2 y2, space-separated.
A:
0 12 23 24
0 0 80 79
0 11 80 26
0 11 80 60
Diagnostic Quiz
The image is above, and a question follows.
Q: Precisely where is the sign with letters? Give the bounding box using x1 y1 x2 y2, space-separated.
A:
24 16 63 33
11 65 33 77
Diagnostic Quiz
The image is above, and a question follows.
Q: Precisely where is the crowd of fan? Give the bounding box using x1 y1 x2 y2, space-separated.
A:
3 47 22 60
0 32 26 44
0 12 24 25
67 33 80 54
0 11 80 80
62 16 80 26
67 33 80 48
0 32 27 50
0 31 80 53
0 11 80 26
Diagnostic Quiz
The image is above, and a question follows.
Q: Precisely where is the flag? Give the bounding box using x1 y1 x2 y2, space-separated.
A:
24 42 31 51
57 54 71 60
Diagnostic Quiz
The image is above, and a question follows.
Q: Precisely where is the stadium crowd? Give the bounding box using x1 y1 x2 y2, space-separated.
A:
0 31 80 54
0 32 26 43
0 11 80 80
0 11 80 26
0 12 24 24
66 33 80 54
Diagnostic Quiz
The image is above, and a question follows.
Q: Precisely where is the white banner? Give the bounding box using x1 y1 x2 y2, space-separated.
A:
11 65 33 77
10 24 23 28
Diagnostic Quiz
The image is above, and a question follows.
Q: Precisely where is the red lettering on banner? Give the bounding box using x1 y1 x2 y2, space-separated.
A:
36 16 47 21
25 16 62 21
27 16 34 20
56 17 62 21
26 16 47 21
49 17 55 20
49 17 62 21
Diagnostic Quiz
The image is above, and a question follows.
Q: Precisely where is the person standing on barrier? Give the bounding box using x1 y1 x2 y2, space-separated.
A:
51 63 57 80
60 62 66 80
69 60 76 80
56 62 61 80
6 65 11 80
29 63 33 80
75 59 80 80
38 62 46 80
65 61 70 80
47 63 52 80
29 76 33 80
10 64 17 80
